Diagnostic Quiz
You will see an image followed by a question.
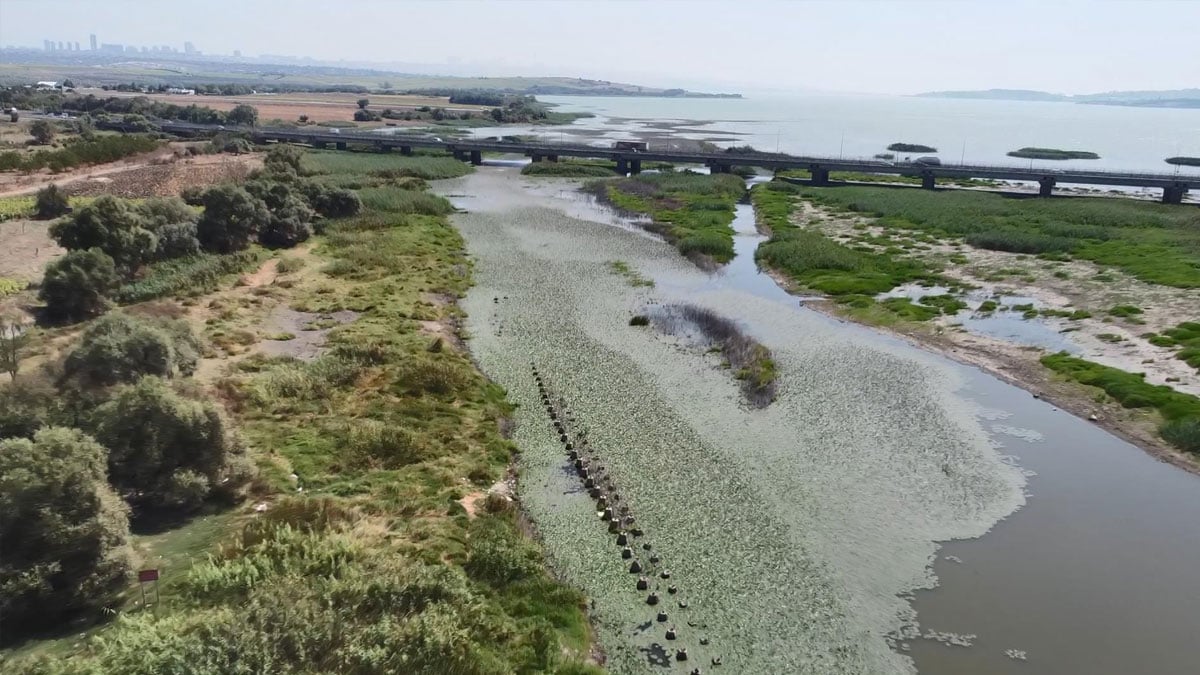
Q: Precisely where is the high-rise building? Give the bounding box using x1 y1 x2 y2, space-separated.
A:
57 41 65 51
44 40 53 51
90 34 97 50
74 42 81 51
233 49 242 57
184 41 195 54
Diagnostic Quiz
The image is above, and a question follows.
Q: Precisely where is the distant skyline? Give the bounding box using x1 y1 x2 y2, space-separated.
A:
1 0 1197 95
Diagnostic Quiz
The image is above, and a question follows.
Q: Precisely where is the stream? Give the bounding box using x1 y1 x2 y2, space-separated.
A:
439 166 1200 675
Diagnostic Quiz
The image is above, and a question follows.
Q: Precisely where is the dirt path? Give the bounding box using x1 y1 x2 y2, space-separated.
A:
0 150 260 199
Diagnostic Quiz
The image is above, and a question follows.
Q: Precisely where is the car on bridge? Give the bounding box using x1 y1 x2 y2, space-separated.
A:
613 140 648 152
913 156 941 167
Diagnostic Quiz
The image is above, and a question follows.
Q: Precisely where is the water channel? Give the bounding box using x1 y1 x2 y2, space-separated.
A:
440 165 1200 674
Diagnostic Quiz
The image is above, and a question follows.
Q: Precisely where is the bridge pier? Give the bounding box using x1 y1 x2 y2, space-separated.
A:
335 141 347 151
453 150 468 162
546 154 558 163
1038 177 1056 197
630 159 642 175
400 146 412 156
470 150 482 166
707 162 731 174
616 158 629 175
1162 184 1188 204
376 143 391 153
809 167 830 185
312 141 327 149
921 173 936 190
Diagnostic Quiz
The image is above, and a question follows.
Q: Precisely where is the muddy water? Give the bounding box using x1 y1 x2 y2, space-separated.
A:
439 168 1200 674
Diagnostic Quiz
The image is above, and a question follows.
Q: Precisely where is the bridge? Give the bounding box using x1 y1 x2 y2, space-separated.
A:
154 121 1196 204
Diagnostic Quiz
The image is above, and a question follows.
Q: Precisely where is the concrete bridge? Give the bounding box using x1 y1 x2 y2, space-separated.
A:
154 121 1196 204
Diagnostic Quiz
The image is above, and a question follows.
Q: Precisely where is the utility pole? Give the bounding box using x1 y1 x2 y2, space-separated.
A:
839 131 844 159
960 140 966 166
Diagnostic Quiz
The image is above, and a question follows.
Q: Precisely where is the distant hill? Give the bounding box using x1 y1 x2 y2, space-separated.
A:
0 48 741 98
915 88 1200 108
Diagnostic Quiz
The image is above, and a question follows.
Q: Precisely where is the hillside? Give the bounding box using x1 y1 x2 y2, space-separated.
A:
915 87 1200 108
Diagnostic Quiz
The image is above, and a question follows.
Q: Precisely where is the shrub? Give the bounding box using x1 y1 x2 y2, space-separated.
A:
29 119 56 145
0 427 133 641
115 250 262 303
39 248 119 320
50 196 157 272
135 197 197 231
153 221 201 259
1160 418 1200 454
0 372 61 439
34 183 70 219
464 515 542 587
263 144 306 176
93 376 251 511
63 312 201 387
197 185 270 253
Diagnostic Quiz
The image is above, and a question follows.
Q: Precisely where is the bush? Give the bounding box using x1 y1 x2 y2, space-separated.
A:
135 197 197 231
93 377 252 511
0 373 61 439
34 183 70 219
197 185 270 253
29 119 56 145
0 427 133 641
39 248 119 320
63 312 201 387
50 196 157 272
263 144 306 176
115 250 262 303
247 181 315 248
1160 418 1200 454
153 221 201 259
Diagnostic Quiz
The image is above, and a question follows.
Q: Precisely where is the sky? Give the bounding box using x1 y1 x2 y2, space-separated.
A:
1 0 1197 95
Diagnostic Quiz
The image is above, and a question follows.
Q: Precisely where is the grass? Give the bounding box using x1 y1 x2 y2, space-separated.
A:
0 277 24 298
356 186 456 215
3 151 596 672
1007 147 1100 160
302 150 473 180
654 303 777 407
1041 352 1200 454
521 159 619 178
115 251 267 304
584 172 745 265
751 181 944 301
606 260 654 287
0 135 161 173
1144 321 1200 373
790 185 1200 288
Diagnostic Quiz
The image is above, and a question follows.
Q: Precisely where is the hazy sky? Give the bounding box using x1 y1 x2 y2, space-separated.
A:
1 0 1197 95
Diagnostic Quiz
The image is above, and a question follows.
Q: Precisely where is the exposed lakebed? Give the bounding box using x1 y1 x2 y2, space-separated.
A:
439 168 1200 674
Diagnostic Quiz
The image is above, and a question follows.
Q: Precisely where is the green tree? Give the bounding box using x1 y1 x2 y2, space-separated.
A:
63 312 200 387
247 181 314 248
226 104 258 126
356 98 370 109
135 197 197 230
0 427 133 641
34 183 70 219
93 377 252 511
196 185 269 253
263 144 306 176
39 248 119 321
0 371 60 439
29 119 56 145
50 196 157 273
0 318 27 379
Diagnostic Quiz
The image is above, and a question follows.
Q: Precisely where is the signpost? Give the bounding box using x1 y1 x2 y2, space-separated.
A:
137 569 160 610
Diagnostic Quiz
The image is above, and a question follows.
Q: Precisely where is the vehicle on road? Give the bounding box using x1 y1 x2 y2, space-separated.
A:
913 156 942 166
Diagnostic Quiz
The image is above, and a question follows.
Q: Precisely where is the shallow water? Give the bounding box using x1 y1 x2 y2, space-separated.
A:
880 283 1082 354
440 169 1200 674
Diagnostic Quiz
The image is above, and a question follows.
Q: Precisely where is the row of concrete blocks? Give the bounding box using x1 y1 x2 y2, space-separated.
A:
530 363 720 672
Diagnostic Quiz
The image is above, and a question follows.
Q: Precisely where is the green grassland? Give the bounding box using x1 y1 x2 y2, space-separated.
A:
4 151 597 673
788 185 1200 288
584 172 745 264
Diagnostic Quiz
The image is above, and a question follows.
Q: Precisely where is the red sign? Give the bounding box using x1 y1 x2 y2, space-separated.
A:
138 569 159 582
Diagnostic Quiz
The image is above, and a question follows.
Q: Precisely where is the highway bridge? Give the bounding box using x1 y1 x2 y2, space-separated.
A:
154 121 1196 204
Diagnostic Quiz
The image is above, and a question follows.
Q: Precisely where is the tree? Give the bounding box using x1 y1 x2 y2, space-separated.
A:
196 185 269 253
39 248 119 321
356 98 370 109
0 427 133 640
299 182 362 219
263 144 306 176
62 78 75 88
29 119 56 145
50 196 157 273
226 104 258 127
135 197 197 231
248 181 314 248
63 312 200 387
0 318 28 380
34 183 70 219
93 377 252 511
490 107 504 122
297 114 309 124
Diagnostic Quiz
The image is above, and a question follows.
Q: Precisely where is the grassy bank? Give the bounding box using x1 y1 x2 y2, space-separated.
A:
302 149 473 180
789 185 1200 288
779 169 997 189
584 172 744 265
653 304 777 407
6 152 597 673
1041 353 1200 454
522 159 619 178
751 181 945 320
0 135 161 173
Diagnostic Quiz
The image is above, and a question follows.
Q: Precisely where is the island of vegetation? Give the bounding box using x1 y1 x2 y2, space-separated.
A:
887 142 938 153
1165 156 1200 167
1006 147 1100 160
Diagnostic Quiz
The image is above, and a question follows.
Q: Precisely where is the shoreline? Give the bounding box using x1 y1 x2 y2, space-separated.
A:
763 264 1200 477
